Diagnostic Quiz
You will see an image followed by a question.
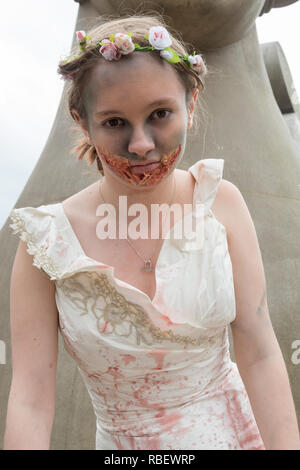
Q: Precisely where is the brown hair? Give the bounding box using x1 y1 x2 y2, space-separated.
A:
57 13 208 175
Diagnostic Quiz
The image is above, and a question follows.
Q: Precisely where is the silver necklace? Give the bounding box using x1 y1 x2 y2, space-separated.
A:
98 178 176 272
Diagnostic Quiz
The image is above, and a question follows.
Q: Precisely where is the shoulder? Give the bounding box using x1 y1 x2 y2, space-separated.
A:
61 181 99 222
9 204 63 281
212 178 252 243
214 178 242 208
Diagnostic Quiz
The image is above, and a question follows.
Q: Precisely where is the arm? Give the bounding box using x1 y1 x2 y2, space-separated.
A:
3 239 59 450
221 180 300 450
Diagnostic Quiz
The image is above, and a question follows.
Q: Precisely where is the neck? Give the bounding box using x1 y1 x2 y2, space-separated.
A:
98 170 177 211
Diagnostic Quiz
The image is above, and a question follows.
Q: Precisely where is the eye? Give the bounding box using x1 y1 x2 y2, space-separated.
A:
103 118 124 128
151 109 171 120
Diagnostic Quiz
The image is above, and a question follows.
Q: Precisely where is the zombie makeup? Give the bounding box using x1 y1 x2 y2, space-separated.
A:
96 144 182 186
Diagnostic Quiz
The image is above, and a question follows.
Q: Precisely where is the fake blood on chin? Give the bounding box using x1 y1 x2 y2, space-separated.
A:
98 144 182 185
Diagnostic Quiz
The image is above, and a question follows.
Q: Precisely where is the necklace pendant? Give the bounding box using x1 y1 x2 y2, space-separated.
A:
143 260 152 272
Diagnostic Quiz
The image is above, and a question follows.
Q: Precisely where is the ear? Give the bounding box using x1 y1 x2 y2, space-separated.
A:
71 108 92 144
187 88 199 129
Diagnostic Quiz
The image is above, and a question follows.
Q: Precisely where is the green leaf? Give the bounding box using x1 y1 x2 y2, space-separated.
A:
144 34 149 40
128 32 133 37
109 33 115 42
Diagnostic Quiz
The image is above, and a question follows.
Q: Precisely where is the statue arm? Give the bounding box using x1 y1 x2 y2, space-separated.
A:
224 181 300 449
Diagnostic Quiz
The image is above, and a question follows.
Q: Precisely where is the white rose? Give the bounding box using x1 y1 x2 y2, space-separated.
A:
188 54 207 75
148 26 172 50
114 33 135 55
187 55 197 65
160 50 173 61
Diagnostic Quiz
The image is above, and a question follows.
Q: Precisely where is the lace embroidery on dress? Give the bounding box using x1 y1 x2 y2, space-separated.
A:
9 209 61 279
56 272 221 348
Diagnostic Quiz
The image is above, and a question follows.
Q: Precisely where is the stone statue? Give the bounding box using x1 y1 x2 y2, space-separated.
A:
1 0 299 449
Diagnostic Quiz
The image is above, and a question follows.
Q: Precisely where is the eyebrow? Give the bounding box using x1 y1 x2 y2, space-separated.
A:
94 98 178 117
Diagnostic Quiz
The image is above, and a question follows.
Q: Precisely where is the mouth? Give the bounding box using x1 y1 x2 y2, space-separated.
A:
130 161 162 175
128 145 181 182
98 144 182 185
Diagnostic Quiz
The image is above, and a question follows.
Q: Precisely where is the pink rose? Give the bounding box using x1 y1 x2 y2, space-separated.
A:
148 26 172 50
99 39 121 61
76 30 86 43
188 54 207 75
114 33 135 55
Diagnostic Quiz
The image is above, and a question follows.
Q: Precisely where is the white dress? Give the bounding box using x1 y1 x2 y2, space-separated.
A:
9 158 265 450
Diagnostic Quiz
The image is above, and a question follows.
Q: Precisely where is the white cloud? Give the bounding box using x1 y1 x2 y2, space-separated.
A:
256 3 300 96
0 0 79 229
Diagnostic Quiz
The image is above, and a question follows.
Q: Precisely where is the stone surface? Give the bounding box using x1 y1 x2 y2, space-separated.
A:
1 0 299 450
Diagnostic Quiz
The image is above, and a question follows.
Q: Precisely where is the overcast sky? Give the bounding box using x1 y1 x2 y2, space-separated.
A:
1 0 300 230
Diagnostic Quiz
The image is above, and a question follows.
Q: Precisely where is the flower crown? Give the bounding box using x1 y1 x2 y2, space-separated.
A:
64 26 206 76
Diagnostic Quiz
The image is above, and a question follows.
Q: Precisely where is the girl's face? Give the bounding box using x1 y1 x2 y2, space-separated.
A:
74 52 198 188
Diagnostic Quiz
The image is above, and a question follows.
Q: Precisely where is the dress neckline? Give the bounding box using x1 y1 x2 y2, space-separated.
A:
57 167 198 306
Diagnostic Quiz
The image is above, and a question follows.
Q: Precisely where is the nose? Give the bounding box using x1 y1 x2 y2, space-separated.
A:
127 125 155 157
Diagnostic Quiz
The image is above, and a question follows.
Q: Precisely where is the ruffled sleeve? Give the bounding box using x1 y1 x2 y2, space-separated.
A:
188 158 224 216
9 204 66 281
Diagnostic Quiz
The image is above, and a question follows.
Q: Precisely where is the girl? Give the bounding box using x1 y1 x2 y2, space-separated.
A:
5 14 300 450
